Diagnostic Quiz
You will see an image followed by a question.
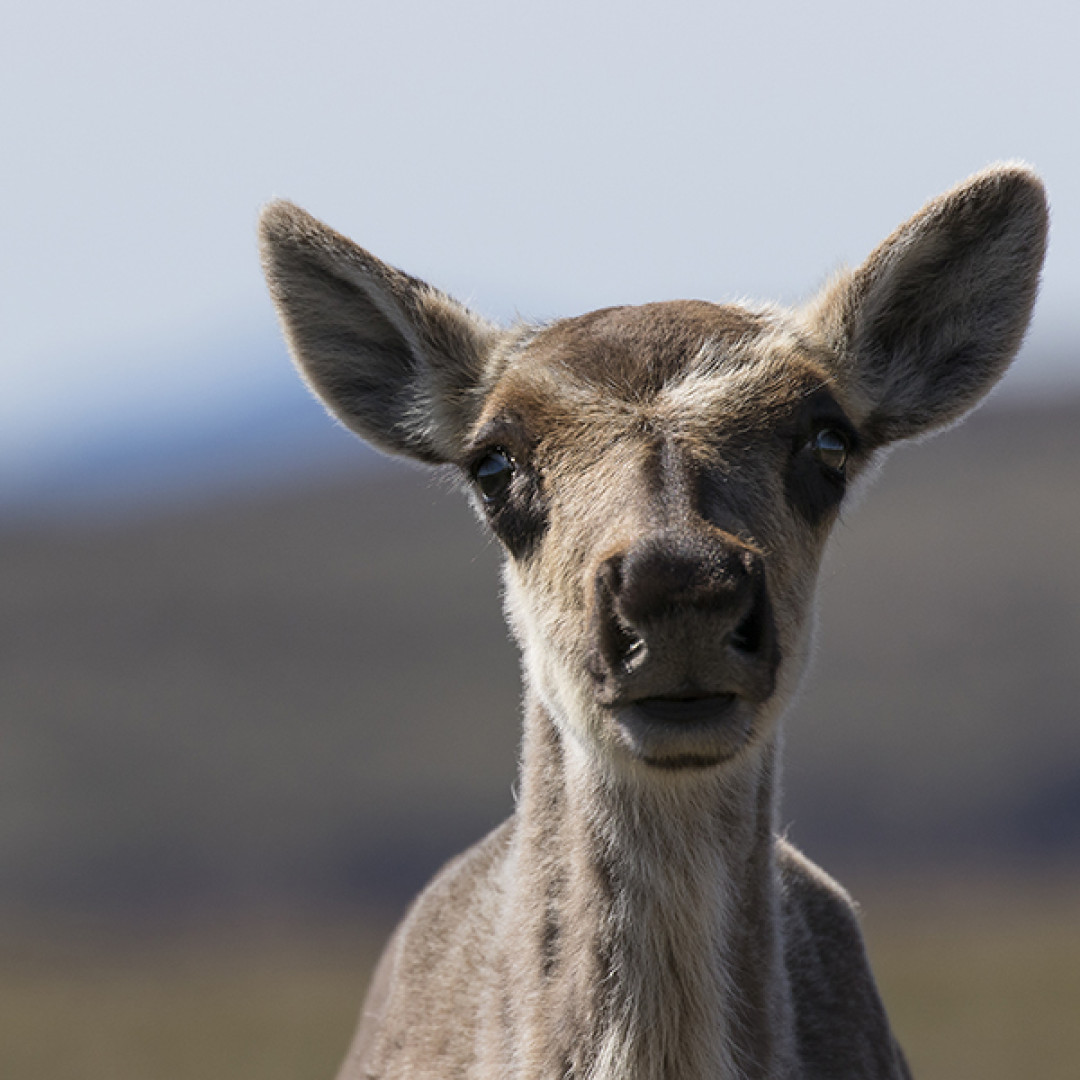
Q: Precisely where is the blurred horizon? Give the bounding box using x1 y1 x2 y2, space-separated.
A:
3 325 1077 524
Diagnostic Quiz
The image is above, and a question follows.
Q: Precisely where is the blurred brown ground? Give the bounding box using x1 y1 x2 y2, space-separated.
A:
1 393 1078 1075
2 875 1078 1080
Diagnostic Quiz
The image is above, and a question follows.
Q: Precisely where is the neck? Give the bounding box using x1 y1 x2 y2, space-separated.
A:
502 691 796 1080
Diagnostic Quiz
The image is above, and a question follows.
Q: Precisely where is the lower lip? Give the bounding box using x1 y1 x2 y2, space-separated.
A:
612 694 752 769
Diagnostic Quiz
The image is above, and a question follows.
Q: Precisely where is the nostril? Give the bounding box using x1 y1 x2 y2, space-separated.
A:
595 554 646 672
613 622 646 670
729 570 773 656
730 606 763 654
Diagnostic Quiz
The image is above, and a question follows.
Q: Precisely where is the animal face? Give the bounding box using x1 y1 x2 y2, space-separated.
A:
259 164 1047 778
464 302 863 770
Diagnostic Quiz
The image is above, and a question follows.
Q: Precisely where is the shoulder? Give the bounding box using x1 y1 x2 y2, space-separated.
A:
777 837 878 1012
377 816 515 1000
777 836 863 947
777 838 911 1079
338 818 516 1079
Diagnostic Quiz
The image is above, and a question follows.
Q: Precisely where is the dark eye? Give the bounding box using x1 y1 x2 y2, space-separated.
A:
811 428 849 474
474 449 515 502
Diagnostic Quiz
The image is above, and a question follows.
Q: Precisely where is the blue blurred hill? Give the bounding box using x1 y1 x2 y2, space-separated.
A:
0 339 379 521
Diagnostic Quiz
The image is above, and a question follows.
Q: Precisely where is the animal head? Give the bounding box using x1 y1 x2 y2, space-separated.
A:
259 165 1046 777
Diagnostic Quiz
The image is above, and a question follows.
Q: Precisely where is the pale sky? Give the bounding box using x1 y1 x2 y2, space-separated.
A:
3 0 1078 471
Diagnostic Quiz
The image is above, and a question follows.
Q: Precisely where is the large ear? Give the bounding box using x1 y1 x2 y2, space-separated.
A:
806 164 1048 444
258 201 504 464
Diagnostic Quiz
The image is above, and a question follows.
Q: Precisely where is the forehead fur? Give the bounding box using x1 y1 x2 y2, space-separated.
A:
475 300 840 451
533 301 766 395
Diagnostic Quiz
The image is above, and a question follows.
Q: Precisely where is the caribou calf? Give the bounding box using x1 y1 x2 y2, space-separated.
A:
259 164 1047 1079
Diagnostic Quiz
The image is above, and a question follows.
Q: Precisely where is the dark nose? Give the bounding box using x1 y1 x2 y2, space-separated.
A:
611 531 756 623
593 529 775 688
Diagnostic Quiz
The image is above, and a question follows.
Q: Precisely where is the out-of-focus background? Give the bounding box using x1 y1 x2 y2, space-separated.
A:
3 2 1078 1077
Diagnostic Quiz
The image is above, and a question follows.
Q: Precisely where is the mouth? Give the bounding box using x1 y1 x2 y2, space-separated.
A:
612 693 754 770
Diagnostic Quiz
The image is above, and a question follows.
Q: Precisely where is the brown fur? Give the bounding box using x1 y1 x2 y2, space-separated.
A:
259 164 1048 1079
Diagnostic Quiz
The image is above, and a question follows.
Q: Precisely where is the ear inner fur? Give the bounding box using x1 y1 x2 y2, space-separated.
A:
804 163 1047 442
258 200 505 463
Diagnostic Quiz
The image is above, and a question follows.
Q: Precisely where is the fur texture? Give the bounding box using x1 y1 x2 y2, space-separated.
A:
258 164 1048 1079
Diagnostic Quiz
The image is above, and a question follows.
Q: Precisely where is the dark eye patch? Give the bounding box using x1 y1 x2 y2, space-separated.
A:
784 391 860 525
465 420 549 559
